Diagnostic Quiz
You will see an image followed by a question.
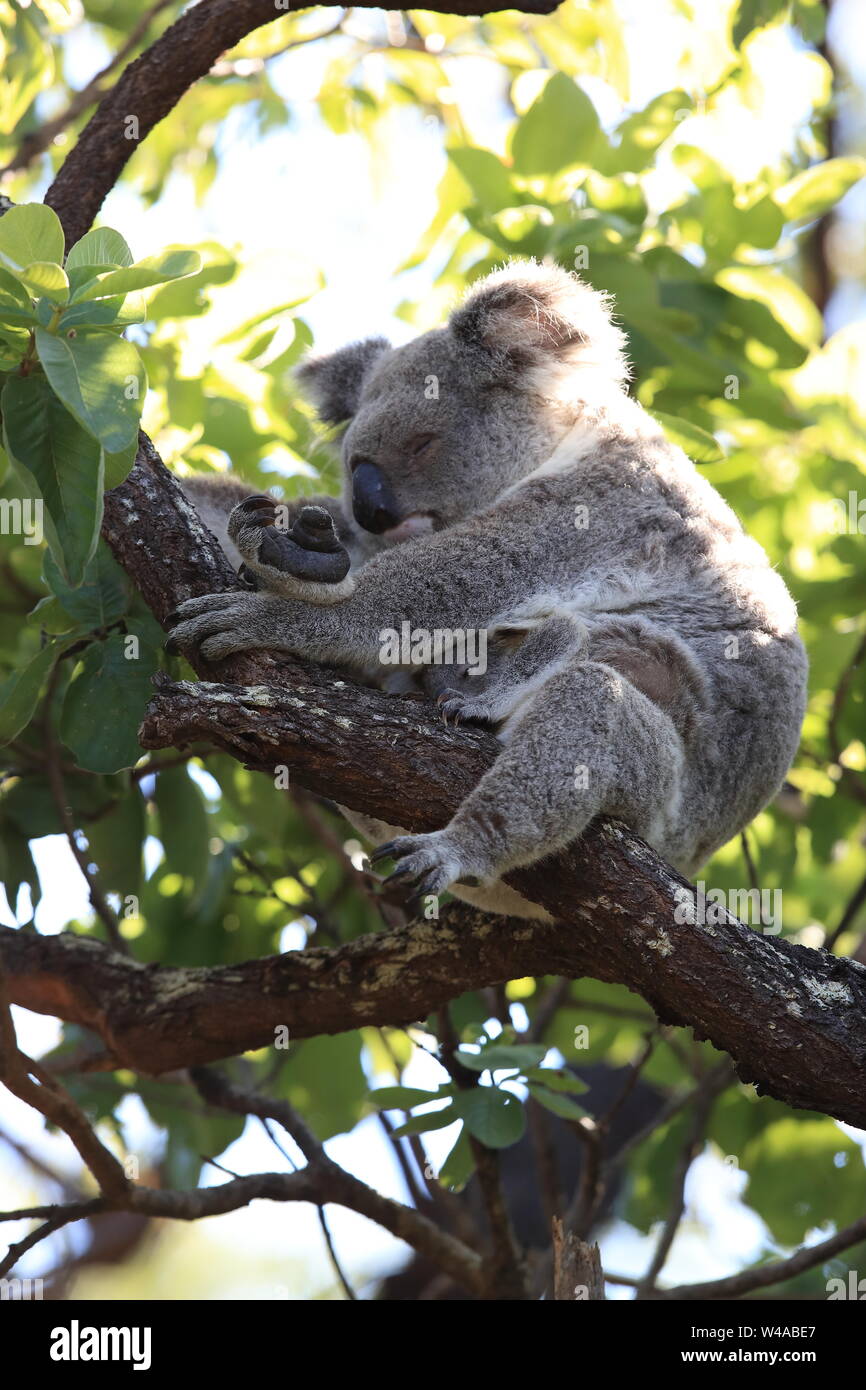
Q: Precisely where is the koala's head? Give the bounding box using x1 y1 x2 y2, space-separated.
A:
297 261 629 543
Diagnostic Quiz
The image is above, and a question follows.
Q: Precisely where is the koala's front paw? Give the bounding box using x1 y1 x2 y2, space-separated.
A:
436 688 499 727
165 590 283 661
369 830 488 911
228 497 354 604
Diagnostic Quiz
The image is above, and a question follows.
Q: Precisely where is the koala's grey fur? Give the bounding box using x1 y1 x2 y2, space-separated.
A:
174 261 808 921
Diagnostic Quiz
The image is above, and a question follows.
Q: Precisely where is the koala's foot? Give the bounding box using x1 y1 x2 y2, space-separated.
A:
165 590 288 661
369 829 492 910
436 687 501 727
228 496 355 605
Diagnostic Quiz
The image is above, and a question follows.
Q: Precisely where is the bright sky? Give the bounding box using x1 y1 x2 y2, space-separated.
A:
2 0 865 1299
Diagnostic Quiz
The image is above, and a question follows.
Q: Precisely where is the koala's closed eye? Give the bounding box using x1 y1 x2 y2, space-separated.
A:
407 434 437 459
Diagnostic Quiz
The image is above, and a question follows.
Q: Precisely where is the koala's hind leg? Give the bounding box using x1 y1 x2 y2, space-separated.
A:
371 660 687 907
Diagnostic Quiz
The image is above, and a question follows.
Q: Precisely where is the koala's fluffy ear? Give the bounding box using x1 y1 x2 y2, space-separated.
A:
296 337 390 425
450 261 629 386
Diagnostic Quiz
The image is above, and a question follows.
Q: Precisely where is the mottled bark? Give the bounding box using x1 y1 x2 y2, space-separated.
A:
552 1220 604 1301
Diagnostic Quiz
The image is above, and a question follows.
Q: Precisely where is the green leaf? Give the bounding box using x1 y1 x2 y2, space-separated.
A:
65 227 134 272
0 306 38 330
455 1042 547 1073
716 266 824 349
626 1113 695 1232
742 1119 865 1245
369 1085 446 1109
439 1125 475 1191
138 1078 245 1189
523 1066 589 1095
649 411 724 464
0 203 64 274
391 1104 459 1138
60 634 158 773
527 1082 587 1120
103 435 139 491
774 158 866 223
454 1086 526 1148
72 249 201 303
85 791 144 900
2 373 105 585
26 594 80 636
154 766 210 891
0 639 69 745
34 327 145 451
43 542 129 630
0 770 113 838
449 146 517 214
1 2 52 135
277 1033 368 1141
59 294 147 333
0 265 33 311
512 73 601 178
146 243 237 321
605 91 691 174
732 0 788 47
0 820 41 916
20 262 68 301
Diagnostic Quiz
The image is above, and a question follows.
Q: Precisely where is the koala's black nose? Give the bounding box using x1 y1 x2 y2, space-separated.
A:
350 457 401 534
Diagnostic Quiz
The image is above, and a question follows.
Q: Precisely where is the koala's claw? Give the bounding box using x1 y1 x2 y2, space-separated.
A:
435 688 497 727
234 494 279 528
370 830 480 909
368 837 406 866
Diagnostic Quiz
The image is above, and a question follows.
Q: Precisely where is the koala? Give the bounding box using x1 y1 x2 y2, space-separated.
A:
172 261 808 922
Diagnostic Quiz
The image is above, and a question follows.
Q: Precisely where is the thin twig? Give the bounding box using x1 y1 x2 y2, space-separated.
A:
740 829 768 929
316 1206 357 1301
826 869 866 952
636 1069 728 1296
436 1009 527 1298
188 1066 483 1294
827 626 866 806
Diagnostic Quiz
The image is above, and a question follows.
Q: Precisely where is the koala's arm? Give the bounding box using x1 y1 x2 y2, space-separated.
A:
167 511 534 667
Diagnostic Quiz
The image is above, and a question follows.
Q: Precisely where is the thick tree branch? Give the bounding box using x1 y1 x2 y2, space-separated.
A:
4 870 866 1131
43 0 560 249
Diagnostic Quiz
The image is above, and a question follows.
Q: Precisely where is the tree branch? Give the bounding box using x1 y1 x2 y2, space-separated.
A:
650 1212 866 1301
